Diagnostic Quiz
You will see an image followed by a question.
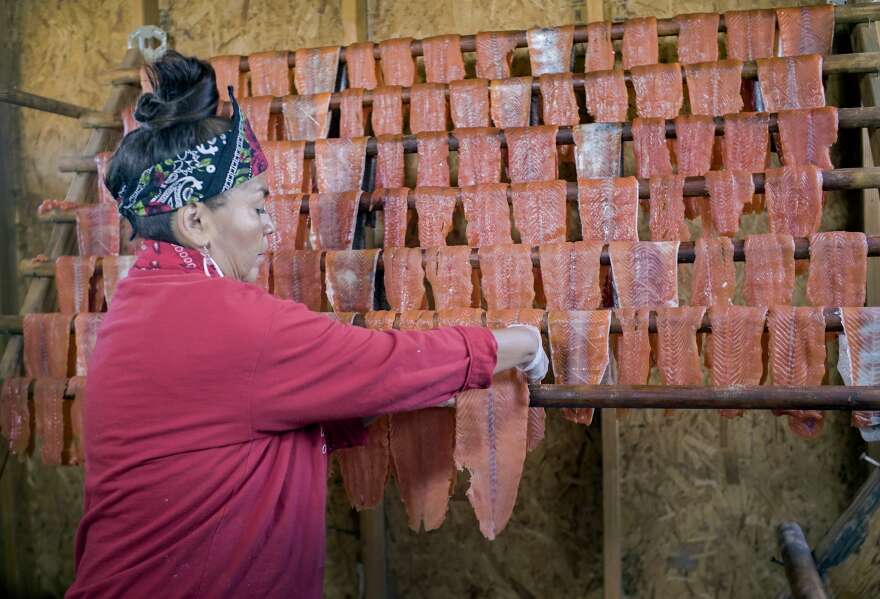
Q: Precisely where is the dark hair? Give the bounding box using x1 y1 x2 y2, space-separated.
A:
106 50 231 242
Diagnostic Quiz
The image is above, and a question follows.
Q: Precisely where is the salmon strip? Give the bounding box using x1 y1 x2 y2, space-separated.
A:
422 34 466 83
33 378 66 465
527 25 574 75
102 256 136 308
263 141 306 195
281 93 331 141
475 31 519 80
345 42 378 90
744 234 795 306
776 107 838 170
272 249 323 310
265 194 302 253
807 232 867 308
609 241 680 308
505 126 558 183
707 305 767 417
691 237 735 306
248 51 290 96
339 88 365 138
684 60 744 117
655 307 705 387
538 73 579 126
240 96 274 141
336 410 391 510
586 22 615 72
293 46 340 94
704 170 754 236
55 256 97 314
632 117 673 178
414 187 457 248
375 134 404 188
649 174 688 241
577 177 639 243
416 132 450 187
539 241 602 310
478 245 535 309
674 115 715 176
584 69 628 123
384 247 426 311
94 152 115 205
379 38 416 87
139 65 153 93
548 309 611 425
376 187 409 249
314 137 367 192
325 249 379 313
613 308 652 386
631 64 683 119
23 314 71 378
425 246 473 309
74 313 104 376
724 9 776 61
840 309 880 430
455 127 502 187
757 55 825 112
510 180 567 246
721 112 769 172
409 83 448 134
120 105 138 135
676 13 719 64
0 378 32 456
308 191 360 250
209 56 247 102
449 79 491 129
776 5 835 57
489 77 532 129
66 377 86 464
371 86 404 136
76 203 120 256
572 123 622 179
461 183 513 247
622 17 659 69
765 165 823 237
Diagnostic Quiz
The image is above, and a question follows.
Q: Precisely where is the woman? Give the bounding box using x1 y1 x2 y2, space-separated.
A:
66 52 547 598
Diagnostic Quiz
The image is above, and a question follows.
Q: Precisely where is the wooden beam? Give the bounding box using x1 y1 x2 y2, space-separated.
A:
602 408 621 599
778 522 829 599
585 0 604 24
340 0 368 45
131 0 159 29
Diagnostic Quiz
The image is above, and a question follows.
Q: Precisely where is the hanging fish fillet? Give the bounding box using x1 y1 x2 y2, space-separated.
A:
74 313 105 376
325 249 380 313
475 31 519 80
622 17 659 69
339 88 365 138
384 247 426 311
547 310 611 425
584 69 628 123
673 115 715 176
586 22 615 72
461 183 513 247
648 175 688 241
422 34 466 83
371 86 404 136
757 55 826 112
632 117 674 178
293 46 340 94
707 305 767 417
807 232 867 308
510 180 567 246
55 256 97 314
631 64 684 119
691 237 736 307
449 79 491 129
248 51 290 96
240 96 273 141
721 112 769 173
345 42 378 90
724 9 777 61
308 191 360 250
33 378 66 465
655 306 705 387
209 56 247 102
376 187 409 249
527 25 574 75
538 73 579 126
609 241 680 308
776 107 837 170
281 93 332 141
676 13 719 65
764 165 823 237
478 245 535 310
265 194 303 253
577 177 639 243
335 407 391 510
776 5 835 57
704 169 754 237
102 256 136 308
416 132 450 187
76 204 120 257
379 38 416 87
66 377 86 464
425 246 473 309
744 234 795 306
414 187 457 248
505 126 558 183
0 378 32 456
263 141 306 195
489 77 533 129
272 249 323 310
455 127 502 187
539 241 602 310
410 83 448 134
375 135 405 188
314 137 367 193
23 314 71 378
839 308 880 431
572 123 622 179
613 308 652 387
684 60 744 117
94 152 115 206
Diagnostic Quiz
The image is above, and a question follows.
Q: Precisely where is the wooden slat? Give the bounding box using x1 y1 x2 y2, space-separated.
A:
602 408 622 599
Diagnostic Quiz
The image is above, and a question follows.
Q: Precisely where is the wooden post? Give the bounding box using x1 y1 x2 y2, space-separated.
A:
602 407 621 599
778 522 829 599
585 0 604 23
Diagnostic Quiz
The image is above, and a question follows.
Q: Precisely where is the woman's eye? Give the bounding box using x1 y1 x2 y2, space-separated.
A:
256 207 267 215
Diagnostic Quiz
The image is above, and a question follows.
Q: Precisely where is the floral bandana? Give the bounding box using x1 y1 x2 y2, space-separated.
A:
115 87 268 225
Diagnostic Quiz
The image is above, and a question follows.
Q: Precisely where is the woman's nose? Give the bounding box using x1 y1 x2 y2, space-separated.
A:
262 212 276 237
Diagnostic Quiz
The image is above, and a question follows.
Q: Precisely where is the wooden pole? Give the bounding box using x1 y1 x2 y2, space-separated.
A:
778 522 829 599
601 407 622 599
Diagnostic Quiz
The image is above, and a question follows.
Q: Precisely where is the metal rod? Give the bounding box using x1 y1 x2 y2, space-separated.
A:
778 522 830 599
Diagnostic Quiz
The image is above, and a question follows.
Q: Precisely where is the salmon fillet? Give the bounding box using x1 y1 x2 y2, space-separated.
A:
757 55 825 112
724 9 777 61
324 249 380 313
765 165 823 237
674 115 715 177
584 69 629 123
649 174 688 241
263 141 306 195
425 246 474 309
422 34 466 83
375 134 405 188
622 17 659 69
684 60 744 117
102 255 136 308
66 377 86 464
704 169 754 236
281 93 332 141
539 241 603 310
414 187 457 248
209 56 247 102
449 79 491 128
293 46 340 94
23 314 71 378
0 378 32 456
510 180 567 246
839 308 880 429
655 306 705 387
416 132 450 187
613 308 652 385
94 152 115 206
76 204 120 257
586 21 615 72
74 313 105 376
315 137 367 192
248 51 290 96
776 107 838 170
455 127 502 186
384 247 427 311
707 305 767 418
572 123 622 179
378 38 416 87
461 183 513 247
478 245 535 309
721 112 769 173
609 241 680 308
339 88 365 138
776 5 835 57
308 191 360 250
371 86 404 136
489 77 533 128
240 96 273 141
577 177 639 243
505 126 558 183
272 249 323 310
33 378 66 465
376 187 409 249
691 236 736 306
336 413 391 510
744 234 796 306
410 83 448 134
55 256 97 314
345 42 378 90
631 64 683 119
527 25 575 75
538 73 580 126
265 194 303 253
632 117 674 178
547 309 611 425
475 31 519 80
676 13 720 64
807 231 867 308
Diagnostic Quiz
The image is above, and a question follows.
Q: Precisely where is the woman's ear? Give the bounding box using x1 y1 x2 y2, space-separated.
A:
173 203 212 248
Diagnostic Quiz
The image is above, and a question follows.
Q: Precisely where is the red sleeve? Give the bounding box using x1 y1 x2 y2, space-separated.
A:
251 299 497 432
323 419 369 452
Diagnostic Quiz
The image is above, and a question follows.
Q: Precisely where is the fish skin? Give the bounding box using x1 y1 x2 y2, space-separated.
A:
743 234 796 306
806 232 867 308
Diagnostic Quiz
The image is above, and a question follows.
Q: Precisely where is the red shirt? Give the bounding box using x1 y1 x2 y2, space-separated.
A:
66 241 497 598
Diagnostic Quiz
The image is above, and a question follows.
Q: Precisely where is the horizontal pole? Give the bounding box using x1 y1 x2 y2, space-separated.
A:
0 88 93 119
778 522 830 599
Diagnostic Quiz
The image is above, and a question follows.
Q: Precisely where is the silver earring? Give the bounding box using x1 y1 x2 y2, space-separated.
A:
199 245 225 278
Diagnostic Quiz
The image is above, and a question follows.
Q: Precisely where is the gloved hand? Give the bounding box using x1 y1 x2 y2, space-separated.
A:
507 324 549 383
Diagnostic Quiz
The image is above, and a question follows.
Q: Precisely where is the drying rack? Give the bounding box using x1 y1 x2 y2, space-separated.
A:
3 3 880 598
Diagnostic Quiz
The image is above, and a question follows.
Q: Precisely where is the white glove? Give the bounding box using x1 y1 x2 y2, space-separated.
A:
507 324 549 383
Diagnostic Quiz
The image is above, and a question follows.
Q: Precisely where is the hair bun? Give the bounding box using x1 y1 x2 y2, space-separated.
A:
134 51 219 130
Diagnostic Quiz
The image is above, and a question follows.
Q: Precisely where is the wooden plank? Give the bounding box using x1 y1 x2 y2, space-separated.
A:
131 0 160 29
602 408 621 599
340 0 368 44
585 0 604 24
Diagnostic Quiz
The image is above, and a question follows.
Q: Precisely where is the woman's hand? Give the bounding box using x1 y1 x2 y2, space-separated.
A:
491 325 549 383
